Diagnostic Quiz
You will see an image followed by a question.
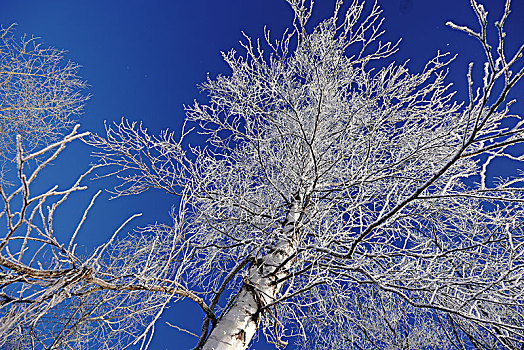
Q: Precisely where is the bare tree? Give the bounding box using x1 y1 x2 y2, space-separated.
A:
2 0 524 349
0 24 87 176
85 0 524 348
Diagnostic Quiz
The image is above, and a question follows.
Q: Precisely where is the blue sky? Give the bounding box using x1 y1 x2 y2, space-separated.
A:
1 0 523 349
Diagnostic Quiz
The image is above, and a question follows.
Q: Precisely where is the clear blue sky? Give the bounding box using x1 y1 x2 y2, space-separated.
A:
1 0 523 349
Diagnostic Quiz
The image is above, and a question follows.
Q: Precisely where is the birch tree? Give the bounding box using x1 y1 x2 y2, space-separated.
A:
86 0 524 348
3 0 524 349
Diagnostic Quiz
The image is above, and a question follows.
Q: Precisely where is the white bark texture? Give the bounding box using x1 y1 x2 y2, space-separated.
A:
202 204 301 349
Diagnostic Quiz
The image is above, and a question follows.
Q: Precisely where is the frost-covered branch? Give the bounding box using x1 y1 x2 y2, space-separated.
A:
0 24 88 174
0 130 214 349
72 0 524 348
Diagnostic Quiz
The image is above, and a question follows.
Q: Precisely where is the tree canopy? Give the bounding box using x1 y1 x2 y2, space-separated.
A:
1 0 524 349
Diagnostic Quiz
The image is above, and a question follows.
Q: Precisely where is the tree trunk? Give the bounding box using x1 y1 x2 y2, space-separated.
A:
201 201 301 350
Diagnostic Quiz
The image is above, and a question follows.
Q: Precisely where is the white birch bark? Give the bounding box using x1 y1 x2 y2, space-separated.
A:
201 201 301 350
